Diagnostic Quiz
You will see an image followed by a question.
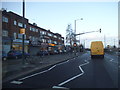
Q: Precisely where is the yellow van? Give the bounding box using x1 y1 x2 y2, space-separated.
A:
90 41 104 58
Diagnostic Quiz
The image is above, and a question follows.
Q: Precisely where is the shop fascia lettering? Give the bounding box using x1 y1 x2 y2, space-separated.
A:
13 39 29 43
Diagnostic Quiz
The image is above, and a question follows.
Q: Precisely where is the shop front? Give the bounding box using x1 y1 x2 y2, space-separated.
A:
2 37 11 53
12 39 29 53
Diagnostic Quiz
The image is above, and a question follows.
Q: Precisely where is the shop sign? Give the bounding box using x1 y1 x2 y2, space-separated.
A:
20 28 25 34
48 43 56 46
13 39 29 43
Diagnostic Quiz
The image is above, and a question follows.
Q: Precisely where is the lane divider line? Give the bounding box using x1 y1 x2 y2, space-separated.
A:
109 59 118 64
105 56 118 64
53 60 89 87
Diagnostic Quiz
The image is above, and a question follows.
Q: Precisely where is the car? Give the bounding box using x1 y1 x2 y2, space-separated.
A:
58 50 63 54
7 50 30 59
2 51 7 61
54 50 59 54
37 50 49 56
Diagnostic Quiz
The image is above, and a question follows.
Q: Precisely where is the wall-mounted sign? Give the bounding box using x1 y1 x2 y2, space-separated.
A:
20 28 25 34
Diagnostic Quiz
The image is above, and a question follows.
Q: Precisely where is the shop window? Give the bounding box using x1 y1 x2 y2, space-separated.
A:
18 34 22 39
29 36 31 40
24 34 26 39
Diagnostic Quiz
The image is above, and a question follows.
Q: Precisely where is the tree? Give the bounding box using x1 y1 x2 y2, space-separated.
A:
66 24 75 47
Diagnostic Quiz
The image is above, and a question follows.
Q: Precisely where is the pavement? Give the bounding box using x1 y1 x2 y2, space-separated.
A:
2 51 85 83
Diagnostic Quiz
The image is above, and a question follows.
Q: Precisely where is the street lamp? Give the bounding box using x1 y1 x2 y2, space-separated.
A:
74 18 83 43
22 0 25 65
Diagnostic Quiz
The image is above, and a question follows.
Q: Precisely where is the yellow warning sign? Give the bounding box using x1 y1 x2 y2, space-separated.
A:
20 28 25 34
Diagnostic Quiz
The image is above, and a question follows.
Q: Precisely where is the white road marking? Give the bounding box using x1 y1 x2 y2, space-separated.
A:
57 60 69 66
18 65 57 81
109 59 118 64
10 81 23 84
55 60 89 87
16 60 70 81
52 86 68 89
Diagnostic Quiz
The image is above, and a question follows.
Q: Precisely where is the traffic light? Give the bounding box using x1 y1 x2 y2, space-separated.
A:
99 28 101 33
73 43 77 47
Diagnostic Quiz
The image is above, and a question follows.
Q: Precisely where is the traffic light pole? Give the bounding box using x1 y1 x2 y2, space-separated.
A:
75 28 101 36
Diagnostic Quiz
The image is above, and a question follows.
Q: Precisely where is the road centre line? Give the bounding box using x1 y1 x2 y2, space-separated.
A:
53 60 89 87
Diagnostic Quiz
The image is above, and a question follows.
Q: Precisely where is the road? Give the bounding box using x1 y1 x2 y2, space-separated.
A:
2 51 119 89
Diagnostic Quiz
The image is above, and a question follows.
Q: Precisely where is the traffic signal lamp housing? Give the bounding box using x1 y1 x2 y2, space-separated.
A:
99 28 101 33
73 43 77 47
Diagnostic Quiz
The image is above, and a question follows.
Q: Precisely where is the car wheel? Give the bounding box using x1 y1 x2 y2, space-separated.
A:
3 57 7 61
15 56 18 59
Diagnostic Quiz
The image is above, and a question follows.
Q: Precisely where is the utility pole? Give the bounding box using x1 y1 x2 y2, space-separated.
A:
22 0 25 65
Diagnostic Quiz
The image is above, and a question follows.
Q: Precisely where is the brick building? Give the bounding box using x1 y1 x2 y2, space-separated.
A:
2 10 64 54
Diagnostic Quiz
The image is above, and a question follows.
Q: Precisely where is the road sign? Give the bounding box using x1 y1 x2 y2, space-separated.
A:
20 28 25 34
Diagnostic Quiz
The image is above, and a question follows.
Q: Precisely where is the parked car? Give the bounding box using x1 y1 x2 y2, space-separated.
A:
48 50 54 55
37 50 49 56
58 50 63 54
7 50 30 59
54 50 59 54
2 51 7 61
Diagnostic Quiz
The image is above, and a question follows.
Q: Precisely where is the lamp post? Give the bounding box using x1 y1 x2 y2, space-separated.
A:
22 0 25 65
74 18 83 44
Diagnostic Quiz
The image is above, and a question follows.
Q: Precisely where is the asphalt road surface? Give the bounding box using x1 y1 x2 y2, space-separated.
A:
3 51 119 89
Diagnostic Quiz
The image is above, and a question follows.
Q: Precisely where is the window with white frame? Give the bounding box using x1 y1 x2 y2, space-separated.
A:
42 31 45 35
24 34 26 39
30 27 32 31
2 16 8 23
54 41 57 44
32 37 35 41
24 24 26 28
14 20 17 25
36 29 38 32
33 28 35 32
2 30 8 37
13 32 16 40
54 35 57 38
18 22 23 27
48 33 52 36
29 36 31 40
